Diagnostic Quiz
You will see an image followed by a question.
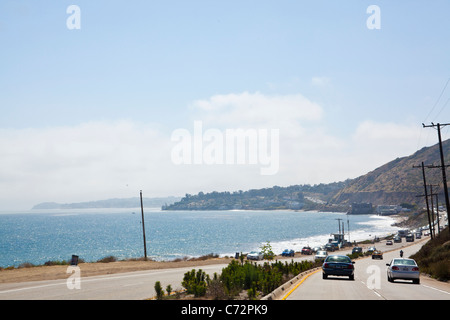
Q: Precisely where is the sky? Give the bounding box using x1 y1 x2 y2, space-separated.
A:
0 1 450 210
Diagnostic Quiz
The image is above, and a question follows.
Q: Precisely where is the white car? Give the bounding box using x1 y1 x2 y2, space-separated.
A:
386 258 420 284
247 251 264 260
315 250 328 261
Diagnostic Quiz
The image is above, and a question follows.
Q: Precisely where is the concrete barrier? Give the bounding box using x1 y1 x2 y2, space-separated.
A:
261 267 321 300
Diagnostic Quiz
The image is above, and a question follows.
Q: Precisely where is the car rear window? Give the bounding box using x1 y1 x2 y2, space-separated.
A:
326 256 351 263
393 259 416 266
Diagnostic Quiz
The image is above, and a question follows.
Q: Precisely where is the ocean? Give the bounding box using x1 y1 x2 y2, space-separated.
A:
0 209 400 268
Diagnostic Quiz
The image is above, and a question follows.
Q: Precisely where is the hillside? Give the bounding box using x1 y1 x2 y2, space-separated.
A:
330 139 450 206
162 182 349 211
164 139 450 211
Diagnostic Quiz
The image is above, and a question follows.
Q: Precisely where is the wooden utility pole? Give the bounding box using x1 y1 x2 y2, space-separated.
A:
423 122 450 234
140 190 148 260
414 162 433 239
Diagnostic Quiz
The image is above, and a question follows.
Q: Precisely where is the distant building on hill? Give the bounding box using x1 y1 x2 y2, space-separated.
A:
376 205 402 215
350 202 373 214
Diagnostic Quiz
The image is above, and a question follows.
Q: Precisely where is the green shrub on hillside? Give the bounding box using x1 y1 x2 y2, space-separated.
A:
411 227 450 281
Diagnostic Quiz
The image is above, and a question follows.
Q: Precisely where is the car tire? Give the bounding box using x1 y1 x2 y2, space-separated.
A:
413 279 420 284
322 273 327 279
349 275 354 280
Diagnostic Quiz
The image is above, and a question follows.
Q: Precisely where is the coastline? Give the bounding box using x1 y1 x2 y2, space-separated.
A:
0 214 407 284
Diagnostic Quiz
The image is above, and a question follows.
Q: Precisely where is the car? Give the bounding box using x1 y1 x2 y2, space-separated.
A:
415 233 422 239
312 246 323 253
247 251 264 261
322 255 355 280
352 247 362 254
324 243 336 252
315 250 328 261
405 234 414 242
366 246 376 254
301 246 312 255
386 258 420 284
394 236 402 243
281 249 295 257
372 250 383 259
386 240 393 245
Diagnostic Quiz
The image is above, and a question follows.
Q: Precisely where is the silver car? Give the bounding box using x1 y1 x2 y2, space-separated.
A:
315 250 328 261
247 251 264 260
386 258 420 284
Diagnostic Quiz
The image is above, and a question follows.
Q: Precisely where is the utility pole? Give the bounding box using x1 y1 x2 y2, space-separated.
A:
336 218 342 234
435 193 441 234
413 162 433 239
347 217 351 243
429 184 439 238
140 190 148 260
423 122 450 234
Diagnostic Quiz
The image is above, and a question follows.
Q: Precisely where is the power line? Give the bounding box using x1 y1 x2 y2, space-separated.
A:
422 123 450 234
424 78 450 123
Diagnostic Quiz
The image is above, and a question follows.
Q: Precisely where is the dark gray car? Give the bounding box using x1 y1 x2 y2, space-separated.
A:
322 255 355 280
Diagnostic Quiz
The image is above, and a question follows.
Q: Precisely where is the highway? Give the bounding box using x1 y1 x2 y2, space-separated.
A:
0 263 229 300
285 241 450 300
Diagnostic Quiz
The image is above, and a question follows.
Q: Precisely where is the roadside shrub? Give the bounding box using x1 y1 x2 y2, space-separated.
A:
44 260 68 266
431 260 450 281
182 269 209 297
18 262 35 268
260 242 275 260
154 281 164 300
97 256 117 263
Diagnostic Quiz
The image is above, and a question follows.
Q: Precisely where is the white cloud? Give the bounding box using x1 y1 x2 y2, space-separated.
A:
190 91 323 129
351 120 425 172
0 94 431 211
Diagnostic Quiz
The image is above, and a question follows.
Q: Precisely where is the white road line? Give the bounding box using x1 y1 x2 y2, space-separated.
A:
422 284 450 295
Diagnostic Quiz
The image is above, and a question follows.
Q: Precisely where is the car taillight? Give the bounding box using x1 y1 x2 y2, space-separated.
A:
412 267 419 271
347 264 354 269
392 266 399 270
324 263 329 268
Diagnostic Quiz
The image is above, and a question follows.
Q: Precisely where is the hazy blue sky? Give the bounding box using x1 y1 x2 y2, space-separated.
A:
1 1 449 210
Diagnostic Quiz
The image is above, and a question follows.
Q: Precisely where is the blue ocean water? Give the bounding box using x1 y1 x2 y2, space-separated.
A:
0 209 400 267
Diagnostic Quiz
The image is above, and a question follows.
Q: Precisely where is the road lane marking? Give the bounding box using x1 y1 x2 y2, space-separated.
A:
282 269 321 300
422 284 450 295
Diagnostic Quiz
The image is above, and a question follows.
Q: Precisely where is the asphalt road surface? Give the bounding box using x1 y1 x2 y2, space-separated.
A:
285 241 450 300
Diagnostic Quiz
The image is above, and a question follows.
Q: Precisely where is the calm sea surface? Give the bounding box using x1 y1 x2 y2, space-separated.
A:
0 209 400 267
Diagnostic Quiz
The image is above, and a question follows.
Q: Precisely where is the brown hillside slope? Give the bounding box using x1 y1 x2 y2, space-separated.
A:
331 139 450 206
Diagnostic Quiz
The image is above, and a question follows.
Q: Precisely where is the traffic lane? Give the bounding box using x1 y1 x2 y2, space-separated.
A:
286 241 450 300
364 247 450 300
285 267 382 300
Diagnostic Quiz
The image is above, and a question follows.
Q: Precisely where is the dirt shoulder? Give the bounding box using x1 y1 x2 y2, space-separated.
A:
0 257 233 284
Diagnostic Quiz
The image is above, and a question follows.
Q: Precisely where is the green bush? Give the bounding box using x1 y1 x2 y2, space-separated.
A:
182 269 209 297
97 256 117 263
410 227 450 281
154 281 164 300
